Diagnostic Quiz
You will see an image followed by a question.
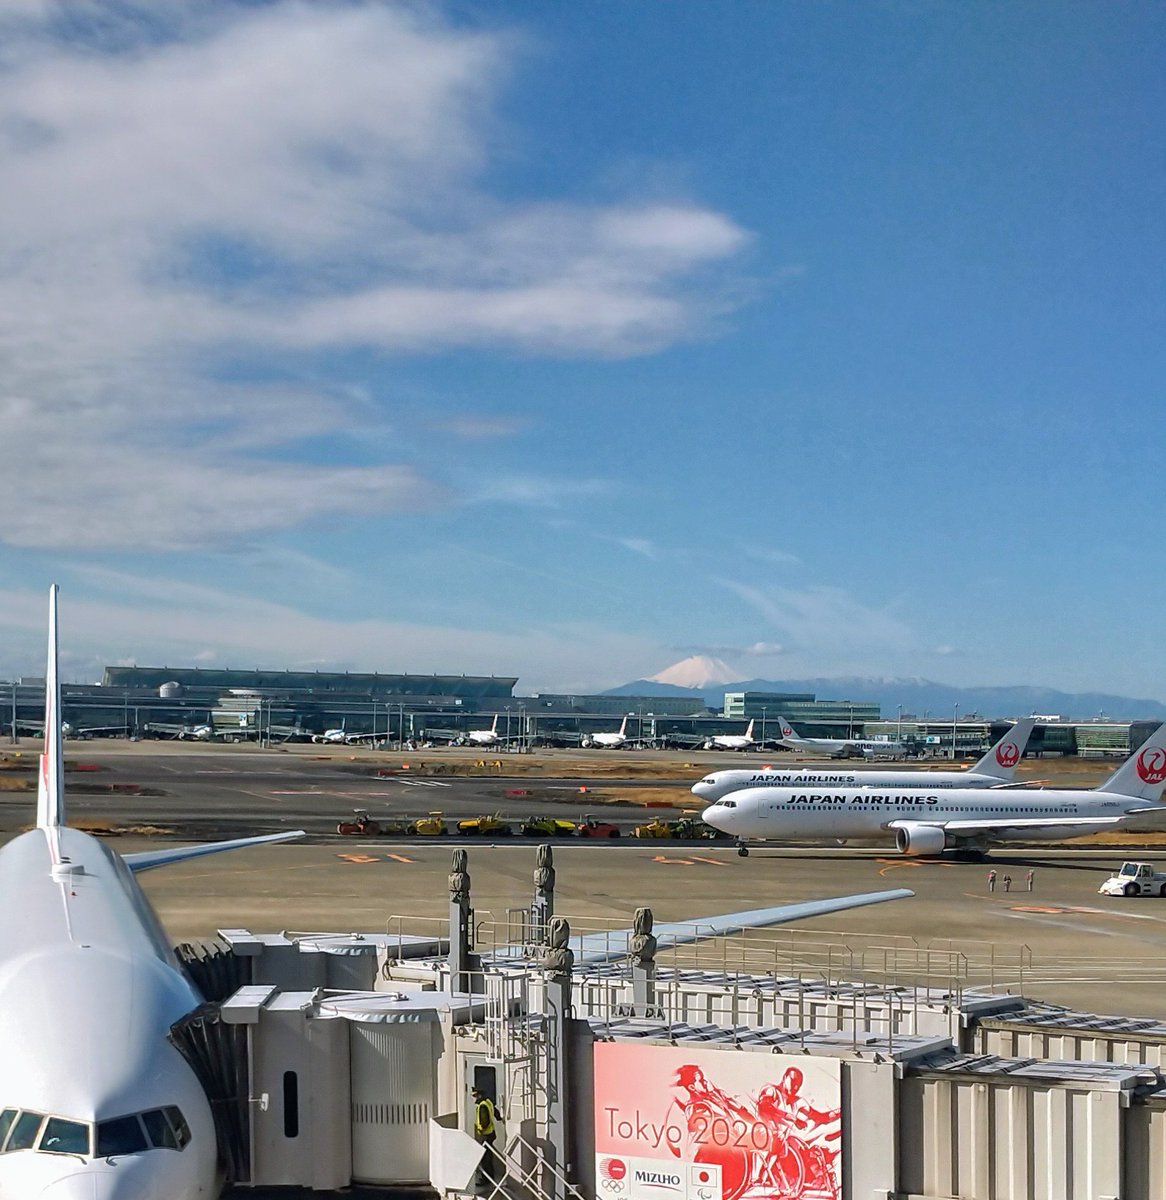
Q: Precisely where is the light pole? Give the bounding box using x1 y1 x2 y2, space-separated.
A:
761 706 767 744
505 706 511 745
518 702 526 752
10 681 18 745
847 701 853 739
896 704 903 743
952 703 959 759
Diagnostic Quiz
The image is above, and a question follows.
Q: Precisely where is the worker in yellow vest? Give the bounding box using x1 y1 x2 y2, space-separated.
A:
472 1086 499 1188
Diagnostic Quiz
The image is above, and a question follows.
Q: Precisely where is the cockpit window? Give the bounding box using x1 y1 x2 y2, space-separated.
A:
142 1109 177 1150
164 1107 191 1150
96 1114 148 1157
7 1110 44 1151
40 1117 90 1156
0 1107 188 1158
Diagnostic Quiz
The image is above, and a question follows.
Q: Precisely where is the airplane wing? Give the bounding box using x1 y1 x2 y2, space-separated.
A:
489 888 912 967
123 830 305 873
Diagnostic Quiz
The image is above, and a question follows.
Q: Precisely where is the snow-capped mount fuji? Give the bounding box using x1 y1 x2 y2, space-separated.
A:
648 655 736 689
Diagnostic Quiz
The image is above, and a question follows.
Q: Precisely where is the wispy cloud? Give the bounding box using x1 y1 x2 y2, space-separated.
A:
717 579 915 656
0 3 752 553
428 414 531 440
741 544 802 567
0 576 663 693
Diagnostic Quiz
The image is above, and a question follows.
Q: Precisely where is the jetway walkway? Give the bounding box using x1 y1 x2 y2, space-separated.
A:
171 846 1166 1199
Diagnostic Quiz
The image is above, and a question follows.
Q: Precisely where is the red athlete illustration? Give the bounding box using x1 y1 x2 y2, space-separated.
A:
668 1063 840 1200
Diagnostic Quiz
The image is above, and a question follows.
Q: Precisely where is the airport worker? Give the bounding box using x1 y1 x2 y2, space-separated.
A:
1002 874 1012 893
472 1087 499 1188
1026 869 1034 892
987 870 997 892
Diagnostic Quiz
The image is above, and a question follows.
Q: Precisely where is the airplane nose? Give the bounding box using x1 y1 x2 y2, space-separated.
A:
40 1167 151 1200
701 804 726 830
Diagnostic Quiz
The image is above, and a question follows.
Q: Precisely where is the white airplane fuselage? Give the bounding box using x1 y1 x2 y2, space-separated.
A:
0 827 217 1198
701 785 1155 850
692 767 1012 803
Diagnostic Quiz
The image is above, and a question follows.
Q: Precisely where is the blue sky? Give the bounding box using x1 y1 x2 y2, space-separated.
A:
1 1 1164 698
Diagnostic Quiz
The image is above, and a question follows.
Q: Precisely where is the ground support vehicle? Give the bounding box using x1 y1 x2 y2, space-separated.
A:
412 812 447 836
337 811 380 836
576 816 621 839
456 813 514 837
1099 861 1166 897
632 818 672 839
520 816 576 837
669 817 728 841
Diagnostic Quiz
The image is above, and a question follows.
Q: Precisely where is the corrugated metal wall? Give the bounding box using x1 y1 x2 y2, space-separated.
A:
899 1073 1124 1199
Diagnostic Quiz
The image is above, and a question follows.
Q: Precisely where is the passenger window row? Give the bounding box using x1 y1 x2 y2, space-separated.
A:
0 1105 190 1157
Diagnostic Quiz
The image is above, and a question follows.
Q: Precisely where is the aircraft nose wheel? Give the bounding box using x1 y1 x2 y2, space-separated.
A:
736 843 749 858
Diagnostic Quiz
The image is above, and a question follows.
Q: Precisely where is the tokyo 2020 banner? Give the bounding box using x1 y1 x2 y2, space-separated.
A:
593 1042 841 1200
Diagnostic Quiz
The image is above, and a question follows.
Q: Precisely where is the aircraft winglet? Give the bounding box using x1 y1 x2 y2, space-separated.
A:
36 584 65 830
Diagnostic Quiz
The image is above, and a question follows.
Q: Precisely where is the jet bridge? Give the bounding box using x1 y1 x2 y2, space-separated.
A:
166 847 1166 1200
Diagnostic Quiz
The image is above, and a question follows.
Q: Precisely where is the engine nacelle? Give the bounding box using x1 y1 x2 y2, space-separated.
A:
894 824 947 856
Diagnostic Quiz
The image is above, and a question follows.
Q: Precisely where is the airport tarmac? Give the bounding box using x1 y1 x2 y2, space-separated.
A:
7 740 1166 1200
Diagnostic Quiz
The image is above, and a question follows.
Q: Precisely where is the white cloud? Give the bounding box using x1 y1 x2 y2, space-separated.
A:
718 579 916 657
0 576 664 693
0 2 751 553
615 537 660 559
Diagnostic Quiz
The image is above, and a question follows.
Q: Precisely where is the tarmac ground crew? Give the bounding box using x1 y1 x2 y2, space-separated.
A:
987 870 997 892
472 1087 499 1190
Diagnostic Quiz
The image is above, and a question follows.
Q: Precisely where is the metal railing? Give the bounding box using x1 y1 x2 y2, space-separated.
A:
471 1129 587 1200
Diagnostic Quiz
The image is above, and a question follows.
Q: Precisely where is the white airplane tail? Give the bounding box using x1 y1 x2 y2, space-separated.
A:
774 714 807 745
744 719 755 740
971 717 1037 780
1098 722 1166 801
36 584 65 830
618 715 628 736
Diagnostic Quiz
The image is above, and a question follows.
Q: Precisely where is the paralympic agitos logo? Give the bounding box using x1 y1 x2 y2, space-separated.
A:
995 741 1020 768
1136 746 1166 785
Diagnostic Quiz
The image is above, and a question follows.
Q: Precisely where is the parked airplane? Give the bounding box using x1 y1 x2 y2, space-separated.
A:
702 720 1166 857
692 718 1038 803
774 715 908 759
583 716 630 749
0 586 304 1198
704 719 759 751
146 720 216 741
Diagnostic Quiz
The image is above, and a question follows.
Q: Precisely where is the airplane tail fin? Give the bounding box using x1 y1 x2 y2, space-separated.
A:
491 714 499 734
618 715 628 736
36 584 65 830
1097 722 1166 801
774 715 805 744
744 719 755 739
971 717 1036 780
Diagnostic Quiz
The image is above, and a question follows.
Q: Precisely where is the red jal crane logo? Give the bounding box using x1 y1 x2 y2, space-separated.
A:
1136 746 1166 785
996 741 1020 768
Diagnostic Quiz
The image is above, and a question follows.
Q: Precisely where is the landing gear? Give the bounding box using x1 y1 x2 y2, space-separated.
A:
736 842 749 858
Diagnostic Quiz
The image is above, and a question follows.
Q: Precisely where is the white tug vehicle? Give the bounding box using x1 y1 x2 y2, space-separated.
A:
1098 861 1166 897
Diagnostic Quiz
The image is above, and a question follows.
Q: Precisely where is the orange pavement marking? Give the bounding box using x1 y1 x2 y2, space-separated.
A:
689 856 728 867
386 854 415 863
337 853 379 864
652 855 695 865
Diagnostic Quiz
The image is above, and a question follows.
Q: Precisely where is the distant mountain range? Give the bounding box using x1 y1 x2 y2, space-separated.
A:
608 659 1166 720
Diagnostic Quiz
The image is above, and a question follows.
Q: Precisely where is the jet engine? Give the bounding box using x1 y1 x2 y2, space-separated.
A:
894 824 947 856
